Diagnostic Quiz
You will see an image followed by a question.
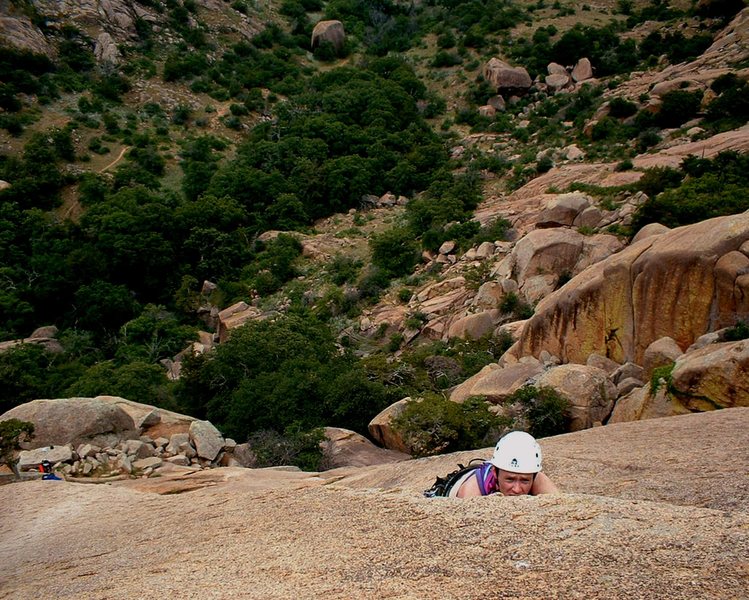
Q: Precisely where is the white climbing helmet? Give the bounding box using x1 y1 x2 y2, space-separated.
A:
490 431 542 474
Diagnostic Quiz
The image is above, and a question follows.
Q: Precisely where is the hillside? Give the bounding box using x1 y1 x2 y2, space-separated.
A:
2 0 749 466
1 408 747 599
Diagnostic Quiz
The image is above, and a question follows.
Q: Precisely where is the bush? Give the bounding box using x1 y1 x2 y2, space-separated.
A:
723 320 749 342
657 90 701 128
507 385 570 438
248 426 325 471
608 97 637 119
370 226 420 277
391 394 509 457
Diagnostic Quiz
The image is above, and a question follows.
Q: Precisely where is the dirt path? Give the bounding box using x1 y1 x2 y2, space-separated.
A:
99 145 130 172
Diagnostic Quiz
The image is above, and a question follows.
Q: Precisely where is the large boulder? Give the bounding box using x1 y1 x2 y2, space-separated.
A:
536 192 592 228
0 398 137 449
446 310 501 340
95 396 195 439
368 398 412 454
508 229 624 303
322 427 410 468
642 336 684 377
571 58 593 82
189 420 225 462
534 364 617 430
670 339 749 409
515 213 749 365
311 20 346 53
608 385 690 423
483 58 532 92
449 361 544 404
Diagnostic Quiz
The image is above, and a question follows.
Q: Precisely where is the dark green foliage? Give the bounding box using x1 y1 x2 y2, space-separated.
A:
723 320 749 341
0 419 35 478
508 385 570 438
176 315 390 438
328 255 363 285
432 50 462 68
536 155 553 174
242 234 303 296
705 75 749 131
66 360 177 408
247 426 325 470
639 31 713 65
656 90 702 128
636 166 683 197
370 227 420 277
631 152 749 231
608 97 638 119
500 292 534 320
391 394 508 457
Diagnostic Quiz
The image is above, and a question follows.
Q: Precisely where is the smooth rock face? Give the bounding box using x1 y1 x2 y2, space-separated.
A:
608 385 690 423
670 339 749 409
516 213 749 365
571 57 593 82
0 398 137 449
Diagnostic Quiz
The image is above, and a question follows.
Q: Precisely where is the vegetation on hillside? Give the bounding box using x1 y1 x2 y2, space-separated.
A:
1 0 748 467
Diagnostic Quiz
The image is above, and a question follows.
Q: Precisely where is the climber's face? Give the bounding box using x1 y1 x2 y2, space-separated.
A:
497 469 534 496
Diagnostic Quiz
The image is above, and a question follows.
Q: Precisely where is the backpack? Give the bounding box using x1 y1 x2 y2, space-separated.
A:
423 458 486 498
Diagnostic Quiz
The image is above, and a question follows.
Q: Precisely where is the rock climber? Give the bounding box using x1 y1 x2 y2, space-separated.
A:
452 431 559 498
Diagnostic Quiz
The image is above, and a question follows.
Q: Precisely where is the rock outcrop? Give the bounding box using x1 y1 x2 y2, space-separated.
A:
1 409 747 599
515 213 749 365
483 58 532 92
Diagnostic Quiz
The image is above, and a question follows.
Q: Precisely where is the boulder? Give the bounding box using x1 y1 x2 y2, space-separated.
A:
545 73 570 92
311 20 346 53
18 444 74 471
95 396 194 439
165 433 191 456
217 301 262 343
447 310 501 340
571 58 593 82
0 398 137 449
515 213 749 365
94 32 120 65
617 377 645 397
534 364 617 430
232 443 257 468
368 398 412 454
537 192 591 228
573 206 603 229
547 62 567 75
631 222 670 244
643 337 684 377
322 427 410 469
189 421 225 462
483 58 532 91
449 361 544 404
670 339 749 409
586 353 620 375
471 281 506 309
478 105 496 118
608 385 690 423
133 456 163 471
487 95 506 111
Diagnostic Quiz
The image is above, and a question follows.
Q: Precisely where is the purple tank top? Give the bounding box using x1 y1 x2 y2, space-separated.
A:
474 462 498 496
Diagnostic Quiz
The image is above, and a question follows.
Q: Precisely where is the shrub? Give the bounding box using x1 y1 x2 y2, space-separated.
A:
650 363 675 395
248 426 325 471
656 90 701 128
391 394 509 457
507 385 570 438
636 166 683 197
723 320 749 342
370 226 420 277
608 97 637 119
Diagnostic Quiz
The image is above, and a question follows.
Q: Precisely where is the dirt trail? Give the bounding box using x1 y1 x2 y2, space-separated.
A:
99 145 129 172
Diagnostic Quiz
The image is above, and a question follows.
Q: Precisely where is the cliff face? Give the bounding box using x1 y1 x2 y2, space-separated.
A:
1 409 747 599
